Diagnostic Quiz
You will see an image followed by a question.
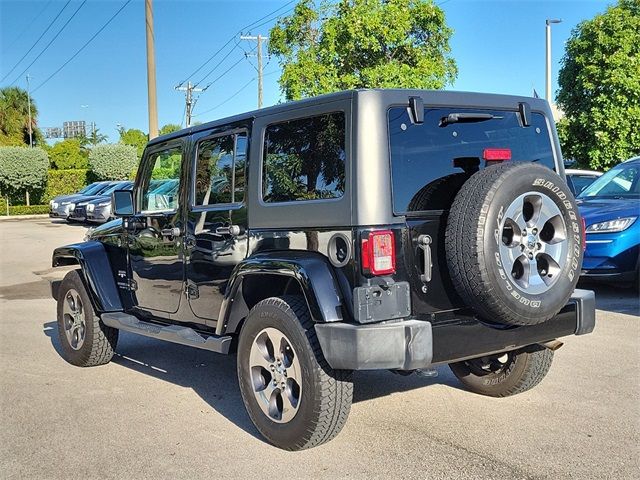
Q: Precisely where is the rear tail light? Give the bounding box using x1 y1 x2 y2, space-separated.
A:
361 230 396 276
483 148 512 161
581 216 586 251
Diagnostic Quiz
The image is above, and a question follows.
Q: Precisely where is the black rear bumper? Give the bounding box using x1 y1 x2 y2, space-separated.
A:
315 289 595 370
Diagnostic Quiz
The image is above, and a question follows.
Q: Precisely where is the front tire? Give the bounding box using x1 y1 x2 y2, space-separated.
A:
237 296 353 450
449 347 554 397
56 269 118 367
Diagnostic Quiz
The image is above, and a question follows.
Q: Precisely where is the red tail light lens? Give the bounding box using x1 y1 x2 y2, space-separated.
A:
483 148 512 161
581 216 587 251
362 230 396 275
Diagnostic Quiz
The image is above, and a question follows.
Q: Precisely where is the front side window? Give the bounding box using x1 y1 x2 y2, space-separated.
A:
140 145 182 213
263 112 345 203
194 132 247 206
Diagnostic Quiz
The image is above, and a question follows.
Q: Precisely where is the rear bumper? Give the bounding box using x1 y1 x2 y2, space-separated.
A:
315 289 595 371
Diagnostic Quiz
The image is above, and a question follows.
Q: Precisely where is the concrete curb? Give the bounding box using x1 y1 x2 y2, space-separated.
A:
0 214 50 221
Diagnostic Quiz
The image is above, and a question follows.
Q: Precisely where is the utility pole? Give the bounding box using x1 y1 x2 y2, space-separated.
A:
145 0 159 139
26 74 33 147
545 19 562 103
175 82 204 127
240 34 267 108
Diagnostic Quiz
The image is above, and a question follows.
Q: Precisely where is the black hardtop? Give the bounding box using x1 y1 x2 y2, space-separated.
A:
147 88 551 147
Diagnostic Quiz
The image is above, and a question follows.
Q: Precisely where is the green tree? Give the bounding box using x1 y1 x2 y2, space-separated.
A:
0 86 43 146
89 144 138 181
48 139 88 169
557 0 640 170
77 127 108 147
0 146 48 205
159 124 182 136
118 127 148 159
269 0 457 100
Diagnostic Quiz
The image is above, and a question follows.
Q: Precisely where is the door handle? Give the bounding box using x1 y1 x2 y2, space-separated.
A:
161 227 181 238
215 225 241 236
417 234 433 283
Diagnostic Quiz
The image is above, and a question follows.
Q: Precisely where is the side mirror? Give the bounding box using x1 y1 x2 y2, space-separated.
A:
112 190 134 217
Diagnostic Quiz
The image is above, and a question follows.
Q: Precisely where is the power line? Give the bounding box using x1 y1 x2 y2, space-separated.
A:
3 0 54 53
1 0 71 82
32 0 132 94
193 43 242 87
177 0 296 87
9 0 88 86
203 56 246 88
193 78 256 118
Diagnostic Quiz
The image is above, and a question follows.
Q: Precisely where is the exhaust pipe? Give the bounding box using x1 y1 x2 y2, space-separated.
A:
539 340 564 351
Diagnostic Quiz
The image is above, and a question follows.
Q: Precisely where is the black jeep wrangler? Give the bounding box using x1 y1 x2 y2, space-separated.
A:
52 89 595 450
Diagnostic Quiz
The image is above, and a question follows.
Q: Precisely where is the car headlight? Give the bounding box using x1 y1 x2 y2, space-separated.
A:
60 201 70 206
586 216 637 233
87 204 95 212
52 202 59 209
68 203 75 211
97 201 110 207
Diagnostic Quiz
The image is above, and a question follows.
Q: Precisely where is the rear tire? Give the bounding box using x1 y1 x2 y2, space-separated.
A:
56 270 118 367
449 347 554 397
237 296 353 450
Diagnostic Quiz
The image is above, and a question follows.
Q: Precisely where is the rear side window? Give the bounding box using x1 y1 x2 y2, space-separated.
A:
262 112 346 203
194 132 247 206
388 107 555 213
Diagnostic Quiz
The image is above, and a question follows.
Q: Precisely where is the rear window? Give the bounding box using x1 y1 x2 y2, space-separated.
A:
389 107 556 213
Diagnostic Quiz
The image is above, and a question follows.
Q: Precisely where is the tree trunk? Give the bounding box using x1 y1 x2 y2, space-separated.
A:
26 190 30 206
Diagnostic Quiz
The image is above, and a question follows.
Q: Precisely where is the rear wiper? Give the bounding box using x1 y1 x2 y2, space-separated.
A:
439 113 499 127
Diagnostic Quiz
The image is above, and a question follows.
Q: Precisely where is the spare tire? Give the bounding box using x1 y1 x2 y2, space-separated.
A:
445 162 583 326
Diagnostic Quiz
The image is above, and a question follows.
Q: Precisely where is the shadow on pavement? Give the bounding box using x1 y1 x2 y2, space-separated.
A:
578 281 640 316
42 321 463 442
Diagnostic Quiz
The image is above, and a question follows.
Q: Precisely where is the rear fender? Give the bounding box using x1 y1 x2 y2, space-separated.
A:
217 251 348 335
52 241 123 313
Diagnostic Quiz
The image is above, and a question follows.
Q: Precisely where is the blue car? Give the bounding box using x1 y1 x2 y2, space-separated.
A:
577 156 640 284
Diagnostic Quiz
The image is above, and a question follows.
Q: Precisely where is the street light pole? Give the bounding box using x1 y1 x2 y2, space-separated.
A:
545 19 562 103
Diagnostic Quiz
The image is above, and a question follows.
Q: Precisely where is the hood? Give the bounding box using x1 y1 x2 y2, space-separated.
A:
88 218 123 239
52 193 88 204
577 197 640 226
85 195 111 206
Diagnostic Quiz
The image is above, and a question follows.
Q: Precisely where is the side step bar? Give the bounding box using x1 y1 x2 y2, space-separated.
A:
101 312 232 354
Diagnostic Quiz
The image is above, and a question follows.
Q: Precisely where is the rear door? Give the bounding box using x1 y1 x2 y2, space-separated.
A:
184 127 249 323
388 106 557 313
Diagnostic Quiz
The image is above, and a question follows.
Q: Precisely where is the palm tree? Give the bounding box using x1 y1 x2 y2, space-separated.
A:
0 87 39 146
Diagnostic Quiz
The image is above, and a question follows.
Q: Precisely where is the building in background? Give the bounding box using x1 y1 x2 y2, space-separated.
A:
63 121 86 139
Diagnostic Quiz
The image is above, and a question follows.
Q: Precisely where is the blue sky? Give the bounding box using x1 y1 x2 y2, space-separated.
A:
1 0 610 143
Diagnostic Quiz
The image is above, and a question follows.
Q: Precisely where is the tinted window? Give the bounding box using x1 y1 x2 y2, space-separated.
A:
569 175 599 195
389 107 555 213
194 132 247 206
263 112 345 203
140 145 182 212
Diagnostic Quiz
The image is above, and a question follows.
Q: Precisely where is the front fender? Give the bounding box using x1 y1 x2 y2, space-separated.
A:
218 251 348 335
52 241 123 313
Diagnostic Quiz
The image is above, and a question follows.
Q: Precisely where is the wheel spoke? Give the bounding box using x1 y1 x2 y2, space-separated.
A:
249 337 273 371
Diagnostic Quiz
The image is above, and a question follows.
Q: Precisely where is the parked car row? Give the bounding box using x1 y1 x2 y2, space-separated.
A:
48 179 178 224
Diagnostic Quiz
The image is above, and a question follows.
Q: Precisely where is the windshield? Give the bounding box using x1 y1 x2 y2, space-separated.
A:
578 162 640 199
81 182 106 195
101 182 132 195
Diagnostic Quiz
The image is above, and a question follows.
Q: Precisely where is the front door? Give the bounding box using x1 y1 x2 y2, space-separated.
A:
185 129 249 323
129 141 185 317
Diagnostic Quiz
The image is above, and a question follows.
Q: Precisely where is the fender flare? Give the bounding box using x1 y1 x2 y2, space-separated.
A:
217 251 349 335
52 241 123 313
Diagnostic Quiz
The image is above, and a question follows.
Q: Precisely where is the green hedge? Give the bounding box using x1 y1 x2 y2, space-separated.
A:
89 144 138 180
0 196 6 215
0 146 49 204
43 169 89 203
0 204 49 216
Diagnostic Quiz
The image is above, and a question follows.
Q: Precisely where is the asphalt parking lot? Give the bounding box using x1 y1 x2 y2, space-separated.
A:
1 217 638 479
